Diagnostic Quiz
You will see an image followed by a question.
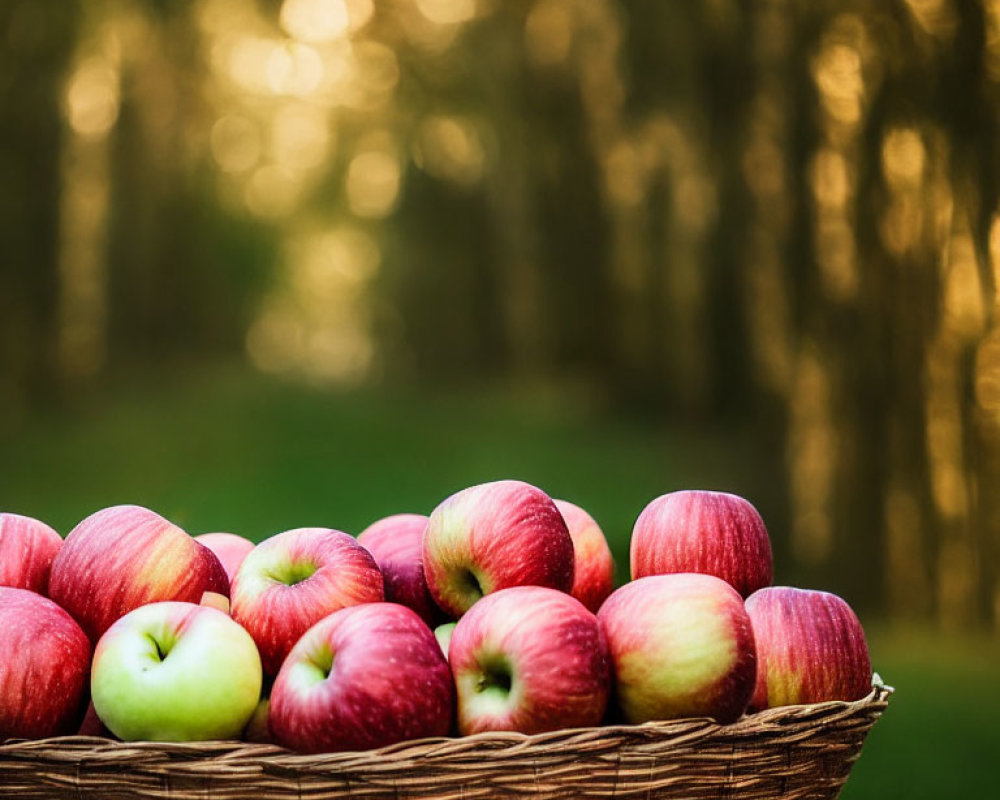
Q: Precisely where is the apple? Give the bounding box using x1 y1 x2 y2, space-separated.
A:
48 505 229 642
269 602 453 753
434 621 456 658
553 499 615 613
194 532 256 582
77 700 114 738
357 513 443 626
76 700 115 739
199 591 231 614
449 586 609 735
230 527 384 676
0 512 63 595
90 601 262 741
423 480 574 617
242 697 273 743
0 587 91 740
630 490 773 597
745 586 871 710
598 573 756 724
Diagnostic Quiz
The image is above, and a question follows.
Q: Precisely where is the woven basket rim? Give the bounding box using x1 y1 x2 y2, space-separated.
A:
0 682 893 762
0 684 892 800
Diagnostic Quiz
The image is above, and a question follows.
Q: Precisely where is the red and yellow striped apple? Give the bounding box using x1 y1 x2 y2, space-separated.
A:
48 505 229 642
745 586 871 710
554 499 614 613
194 532 256 582
449 586 610 735
0 587 91 740
230 527 384 675
630 490 772 598
0 513 63 596
423 480 574 618
598 573 756 724
269 602 453 753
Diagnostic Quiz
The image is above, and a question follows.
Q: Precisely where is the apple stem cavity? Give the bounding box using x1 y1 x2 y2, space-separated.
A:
269 560 319 587
458 568 485 602
145 632 174 664
476 661 512 698
301 645 335 686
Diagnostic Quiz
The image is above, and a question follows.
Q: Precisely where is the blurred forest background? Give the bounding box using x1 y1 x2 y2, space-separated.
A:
2 1 1000 795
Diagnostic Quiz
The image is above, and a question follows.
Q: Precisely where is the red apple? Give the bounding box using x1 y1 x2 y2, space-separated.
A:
194 532 256 582
230 527 384 675
77 700 115 738
598 573 756 724
554 499 615 613
449 586 609 735
269 602 453 753
630 490 773 597
0 513 63 596
745 586 871 710
48 505 229 642
0 587 91 739
423 480 574 617
357 513 443 626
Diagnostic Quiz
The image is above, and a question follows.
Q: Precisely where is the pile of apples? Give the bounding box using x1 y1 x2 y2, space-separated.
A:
0 481 872 754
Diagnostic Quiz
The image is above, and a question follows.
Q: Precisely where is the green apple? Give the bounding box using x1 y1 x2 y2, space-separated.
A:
434 621 457 657
91 601 262 741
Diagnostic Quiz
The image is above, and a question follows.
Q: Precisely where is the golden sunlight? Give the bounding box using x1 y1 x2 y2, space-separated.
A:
788 343 836 566
415 0 479 27
246 226 379 383
245 165 303 218
271 104 333 172
346 144 401 218
267 42 325 96
210 114 262 173
280 0 350 43
65 58 120 139
414 115 486 186
525 0 574 67
810 148 851 211
882 128 926 190
903 0 958 40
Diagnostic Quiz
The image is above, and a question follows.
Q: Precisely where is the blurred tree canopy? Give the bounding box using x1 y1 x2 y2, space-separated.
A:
2 0 1000 629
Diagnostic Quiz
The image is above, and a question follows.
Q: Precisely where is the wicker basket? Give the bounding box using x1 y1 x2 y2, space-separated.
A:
0 683 891 800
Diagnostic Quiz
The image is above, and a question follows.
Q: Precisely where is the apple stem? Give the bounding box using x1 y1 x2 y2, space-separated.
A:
146 634 169 662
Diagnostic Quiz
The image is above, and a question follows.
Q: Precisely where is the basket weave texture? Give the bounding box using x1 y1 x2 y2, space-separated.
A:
0 686 890 800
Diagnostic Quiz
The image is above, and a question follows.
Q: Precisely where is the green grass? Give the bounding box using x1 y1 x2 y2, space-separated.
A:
840 628 1000 800
0 365 772 576
1 365 994 798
